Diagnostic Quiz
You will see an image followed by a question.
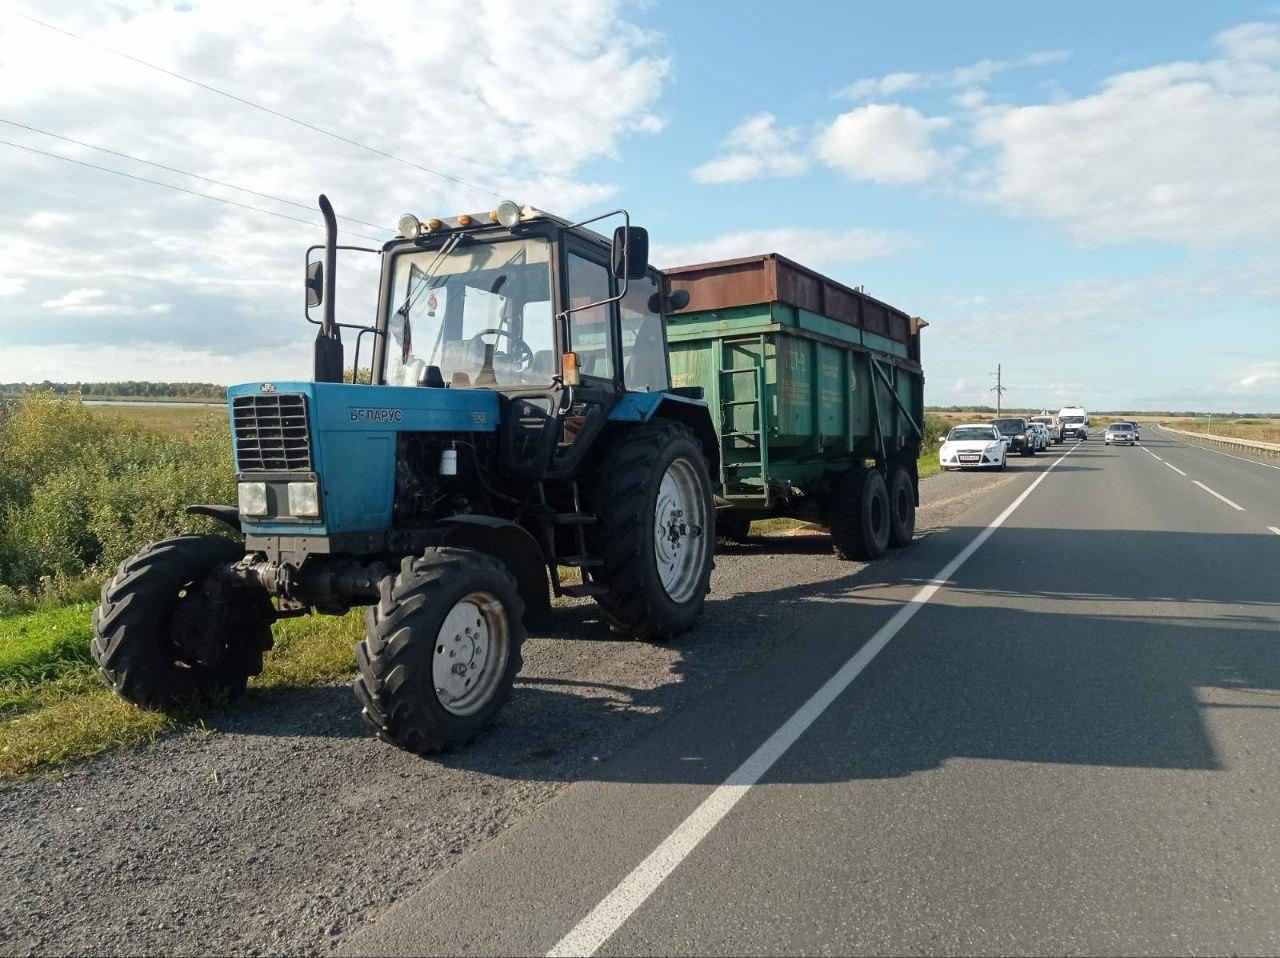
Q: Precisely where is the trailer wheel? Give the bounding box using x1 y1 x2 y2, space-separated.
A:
586 422 714 641
91 535 274 709
354 548 524 754
886 464 916 548
829 467 890 561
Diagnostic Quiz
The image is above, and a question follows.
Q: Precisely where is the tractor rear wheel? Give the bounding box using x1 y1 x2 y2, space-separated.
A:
354 547 524 754
829 467 890 561
586 422 714 641
91 535 274 708
886 464 916 548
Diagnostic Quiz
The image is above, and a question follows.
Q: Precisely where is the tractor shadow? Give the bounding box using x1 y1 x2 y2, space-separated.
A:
208 524 1280 788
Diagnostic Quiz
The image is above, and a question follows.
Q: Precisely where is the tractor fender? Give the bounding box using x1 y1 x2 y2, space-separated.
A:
608 391 720 478
185 504 242 532
433 516 551 628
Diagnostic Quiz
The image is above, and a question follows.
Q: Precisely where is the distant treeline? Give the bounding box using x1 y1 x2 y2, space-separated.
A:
0 381 227 401
925 405 1277 418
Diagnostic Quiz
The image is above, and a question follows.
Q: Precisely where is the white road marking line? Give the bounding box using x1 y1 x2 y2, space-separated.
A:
1156 425 1280 472
547 444 1082 958
1164 461 1188 477
1193 480 1245 511
1269 526 1280 536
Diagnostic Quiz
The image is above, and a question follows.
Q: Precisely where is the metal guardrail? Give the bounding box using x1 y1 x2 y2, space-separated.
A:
1157 424 1280 459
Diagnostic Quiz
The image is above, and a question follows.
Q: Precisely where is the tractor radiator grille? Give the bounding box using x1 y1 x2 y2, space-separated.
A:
232 393 313 472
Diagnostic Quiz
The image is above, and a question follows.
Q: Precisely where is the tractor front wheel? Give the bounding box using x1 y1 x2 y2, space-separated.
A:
354 548 524 754
91 535 274 708
586 423 715 641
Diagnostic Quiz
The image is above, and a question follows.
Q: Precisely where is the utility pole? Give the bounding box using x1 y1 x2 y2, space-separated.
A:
991 363 1007 415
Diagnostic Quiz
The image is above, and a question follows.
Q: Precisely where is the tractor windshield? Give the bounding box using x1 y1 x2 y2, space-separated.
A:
384 237 554 388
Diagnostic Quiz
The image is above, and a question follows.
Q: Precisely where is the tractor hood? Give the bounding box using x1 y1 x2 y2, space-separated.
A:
226 381 499 538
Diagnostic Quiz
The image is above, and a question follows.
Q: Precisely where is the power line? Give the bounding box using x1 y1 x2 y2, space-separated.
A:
0 138 385 242
10 10 505 202
0 117 391 233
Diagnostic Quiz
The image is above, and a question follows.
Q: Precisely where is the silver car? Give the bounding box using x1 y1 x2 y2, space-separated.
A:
1105 422 1137 445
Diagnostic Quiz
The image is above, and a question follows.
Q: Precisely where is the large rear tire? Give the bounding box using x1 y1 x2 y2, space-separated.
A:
355 548 524 754
886 464 916 549
585 423 715 641
91 535 274 708
829 467 890 561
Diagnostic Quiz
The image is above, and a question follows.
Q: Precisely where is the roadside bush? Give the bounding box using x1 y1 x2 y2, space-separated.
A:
922 412 949 448
0 394 235 593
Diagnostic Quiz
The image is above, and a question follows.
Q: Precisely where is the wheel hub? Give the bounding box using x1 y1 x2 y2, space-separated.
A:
432 593 509 717
653 458 708 603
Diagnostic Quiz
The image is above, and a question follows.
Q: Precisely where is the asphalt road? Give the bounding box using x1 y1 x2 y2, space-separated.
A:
345 432 1280 957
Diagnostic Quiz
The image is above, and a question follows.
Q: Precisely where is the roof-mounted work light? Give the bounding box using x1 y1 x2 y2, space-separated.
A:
397 213 421 238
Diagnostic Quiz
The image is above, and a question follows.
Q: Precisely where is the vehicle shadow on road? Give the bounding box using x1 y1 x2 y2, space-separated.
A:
203 521 1280 788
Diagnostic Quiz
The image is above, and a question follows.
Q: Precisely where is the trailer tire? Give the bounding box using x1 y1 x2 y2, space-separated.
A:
354 548 524 755
586 423 715 642
91 535 274 709
886 464 916 548
829 467 890 561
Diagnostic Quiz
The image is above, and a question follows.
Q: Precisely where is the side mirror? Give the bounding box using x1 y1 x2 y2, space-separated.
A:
306 260 324 308
938 436 946 443
612 226 649 281
666 288 690 312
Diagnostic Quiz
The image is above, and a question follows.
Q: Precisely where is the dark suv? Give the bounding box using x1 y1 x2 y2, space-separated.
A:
991 417 1037 456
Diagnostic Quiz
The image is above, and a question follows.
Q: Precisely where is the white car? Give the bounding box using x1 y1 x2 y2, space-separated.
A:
939 423 1007 471
1030 416 1062 444
1105 422 1138 445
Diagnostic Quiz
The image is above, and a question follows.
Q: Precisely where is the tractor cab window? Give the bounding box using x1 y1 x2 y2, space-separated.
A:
565 253 614 381
620 272 669 393
385 237 553 388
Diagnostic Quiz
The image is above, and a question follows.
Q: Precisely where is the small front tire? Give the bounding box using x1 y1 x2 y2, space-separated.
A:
355 548 524 754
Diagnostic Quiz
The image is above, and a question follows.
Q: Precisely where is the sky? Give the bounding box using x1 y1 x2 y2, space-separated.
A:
0 0 1277 412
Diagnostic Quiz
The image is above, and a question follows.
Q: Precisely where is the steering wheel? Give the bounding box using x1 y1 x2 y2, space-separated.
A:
469 328 534 370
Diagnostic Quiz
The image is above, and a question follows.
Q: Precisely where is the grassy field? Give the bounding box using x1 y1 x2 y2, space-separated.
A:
1162 417 1280 443
88 403 222 435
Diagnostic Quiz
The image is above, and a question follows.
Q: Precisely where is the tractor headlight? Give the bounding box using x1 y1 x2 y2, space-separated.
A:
495 199 521 228
287 481 321 517
397 213 422 238
238 481 268 517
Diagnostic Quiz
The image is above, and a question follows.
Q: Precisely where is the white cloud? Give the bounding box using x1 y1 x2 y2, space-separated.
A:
838 51 1070 101
836 72 925 101
815 105 951 184
972 26 1280 245
651 227 912 271
41 288 118 312
691 113 808 184
1231 360 1280 393
1216 22 1280 62
0 0 670 380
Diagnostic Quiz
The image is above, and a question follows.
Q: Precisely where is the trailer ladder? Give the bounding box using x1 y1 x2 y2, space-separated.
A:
717 336 771 505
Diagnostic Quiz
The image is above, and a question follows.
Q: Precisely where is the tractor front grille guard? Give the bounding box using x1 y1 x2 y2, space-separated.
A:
232 393 313 472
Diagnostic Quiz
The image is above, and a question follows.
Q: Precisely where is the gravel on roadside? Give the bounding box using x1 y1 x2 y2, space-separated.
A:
0 465 1014 958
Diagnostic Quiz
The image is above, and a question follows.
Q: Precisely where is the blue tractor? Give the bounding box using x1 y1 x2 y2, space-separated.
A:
91 197 717 753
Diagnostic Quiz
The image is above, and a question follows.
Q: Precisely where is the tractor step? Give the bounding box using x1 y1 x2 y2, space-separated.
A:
560 583 608 598
558 555 603 568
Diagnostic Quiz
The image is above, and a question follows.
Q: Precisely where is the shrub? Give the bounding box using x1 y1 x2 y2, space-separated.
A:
0 394 235 592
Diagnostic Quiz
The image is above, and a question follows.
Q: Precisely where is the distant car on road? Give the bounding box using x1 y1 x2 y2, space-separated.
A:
991 417 1037 456
1030 415 1062 444
1105 422 1137 445
939 424 1007 471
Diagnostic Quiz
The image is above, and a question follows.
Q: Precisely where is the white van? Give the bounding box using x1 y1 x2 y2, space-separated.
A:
1058 406 1089 440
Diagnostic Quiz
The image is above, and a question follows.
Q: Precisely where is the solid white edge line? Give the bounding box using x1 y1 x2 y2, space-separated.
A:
1269 526 1280 536
1192 480 1246 511
1155 425 1280 472
1164 461 1188 477
547 445 1082 958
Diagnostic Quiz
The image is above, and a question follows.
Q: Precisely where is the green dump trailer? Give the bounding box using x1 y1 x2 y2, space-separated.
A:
663 253 926 560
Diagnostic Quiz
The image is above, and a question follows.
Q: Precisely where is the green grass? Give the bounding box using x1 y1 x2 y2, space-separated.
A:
89 403 222 435
0 600 364 780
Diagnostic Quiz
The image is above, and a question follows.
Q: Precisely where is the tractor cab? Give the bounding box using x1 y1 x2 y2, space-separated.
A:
308 202 697 479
